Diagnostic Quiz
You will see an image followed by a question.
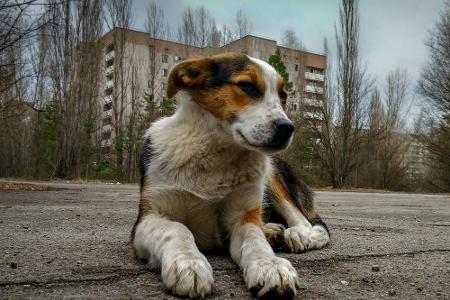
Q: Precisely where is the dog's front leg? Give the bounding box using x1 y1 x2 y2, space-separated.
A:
225 187 300 299
133 213 213 298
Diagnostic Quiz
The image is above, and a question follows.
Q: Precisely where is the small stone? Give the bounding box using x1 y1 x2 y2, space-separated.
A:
76 214 81 217
76 260 83 265
10 262 17 269
371 265 380 272
362 276 369 283
22 225 29 229
416 286 423 292
230 292 234 297
340 280 349 285
46 260 53 264
388 290 396 296
410 282 415 287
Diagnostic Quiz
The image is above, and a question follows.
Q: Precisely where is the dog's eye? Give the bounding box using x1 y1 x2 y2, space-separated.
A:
236 82 260 98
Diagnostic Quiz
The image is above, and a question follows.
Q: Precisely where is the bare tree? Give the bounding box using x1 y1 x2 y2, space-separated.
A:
208 19 221 47
196 5 211 47
177 7 197 46
220 24 234 46
417 1 450 115
146 1 168 39
313 0 373 188
235 8 251 38
146 1 167 117
281 28 303 50
104 0 134 178
417 0 450 191
378 69 410 189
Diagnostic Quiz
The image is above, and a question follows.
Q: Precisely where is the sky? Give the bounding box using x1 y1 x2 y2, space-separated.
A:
131 0 447 121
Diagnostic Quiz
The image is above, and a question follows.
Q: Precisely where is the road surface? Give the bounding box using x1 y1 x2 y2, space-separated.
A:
0 180 449 299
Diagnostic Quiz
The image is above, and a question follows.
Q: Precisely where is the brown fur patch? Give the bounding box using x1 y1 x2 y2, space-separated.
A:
262 223 285 249
131 179 152 244
167 52 265 121
267 163 318 222
241 207 262 225
277 78 287 110
268 174 292 205
277 78 285 94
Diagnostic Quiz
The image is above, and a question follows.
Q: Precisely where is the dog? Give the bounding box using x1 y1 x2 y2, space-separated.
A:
131 53 329 299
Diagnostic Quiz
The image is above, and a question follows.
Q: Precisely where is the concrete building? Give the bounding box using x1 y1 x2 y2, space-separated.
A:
97 28 326 154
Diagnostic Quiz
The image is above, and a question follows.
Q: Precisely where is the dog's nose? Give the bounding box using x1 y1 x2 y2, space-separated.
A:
273 119 295 139
266 119 295 149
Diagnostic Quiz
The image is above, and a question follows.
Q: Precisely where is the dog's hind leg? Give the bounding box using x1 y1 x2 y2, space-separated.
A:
263 158 330 252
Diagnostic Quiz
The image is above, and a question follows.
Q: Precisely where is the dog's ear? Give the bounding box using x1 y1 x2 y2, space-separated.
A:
167 57 211 98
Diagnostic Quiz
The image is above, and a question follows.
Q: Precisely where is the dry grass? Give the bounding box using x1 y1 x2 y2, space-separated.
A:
0 182 60 191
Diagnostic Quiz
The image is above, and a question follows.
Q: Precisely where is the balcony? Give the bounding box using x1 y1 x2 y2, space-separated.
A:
304 85 323 94
105 80 113 90
101 139 113 147
105 51 115 62
105 65 114 76
304 112 323 120
103 109 112 118
102 124 112 133
304 98 322 107
305 72 324 81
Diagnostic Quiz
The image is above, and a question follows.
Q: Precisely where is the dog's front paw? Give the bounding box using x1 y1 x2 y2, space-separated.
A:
161 252 214 298
244 256 299 299
284 226 311 253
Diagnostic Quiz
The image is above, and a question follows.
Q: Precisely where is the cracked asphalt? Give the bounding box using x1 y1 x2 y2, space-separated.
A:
0 180 449 299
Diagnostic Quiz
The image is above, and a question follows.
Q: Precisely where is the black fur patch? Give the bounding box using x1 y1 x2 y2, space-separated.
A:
138 136 154 192
209 55 250 87
264 157 330 236
272 157 315 219
131 136 154 244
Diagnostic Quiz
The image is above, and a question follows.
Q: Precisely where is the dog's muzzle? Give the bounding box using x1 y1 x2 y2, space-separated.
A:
265 119 295 150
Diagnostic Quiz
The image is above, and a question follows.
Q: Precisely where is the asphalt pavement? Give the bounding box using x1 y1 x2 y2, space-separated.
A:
0 180 449 299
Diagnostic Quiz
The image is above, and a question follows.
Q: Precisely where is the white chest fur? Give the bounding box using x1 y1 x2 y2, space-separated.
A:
146 101 269 202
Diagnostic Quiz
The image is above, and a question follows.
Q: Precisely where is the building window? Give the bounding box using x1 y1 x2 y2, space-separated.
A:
106 43 114 52
174 55 183 62
102 131 111 140
295 64 298 71
103 102 112 111
293 104 297 111
106 59 114 67
162 53 168 63
105 87 112 95
161 82 167 92
163 68 168 77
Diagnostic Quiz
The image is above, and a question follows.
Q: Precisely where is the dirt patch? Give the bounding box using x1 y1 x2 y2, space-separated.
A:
0 182 61 191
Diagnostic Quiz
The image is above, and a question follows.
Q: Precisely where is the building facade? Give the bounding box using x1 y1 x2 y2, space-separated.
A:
97 28 326 154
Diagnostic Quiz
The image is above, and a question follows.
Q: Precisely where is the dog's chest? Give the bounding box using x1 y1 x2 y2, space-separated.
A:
151 133 268 200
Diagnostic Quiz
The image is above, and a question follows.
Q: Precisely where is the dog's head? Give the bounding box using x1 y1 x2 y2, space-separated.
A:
167 53 294 153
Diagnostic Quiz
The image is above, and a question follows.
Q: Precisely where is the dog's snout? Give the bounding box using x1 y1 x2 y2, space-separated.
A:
273 119 295 138
263 119 294 150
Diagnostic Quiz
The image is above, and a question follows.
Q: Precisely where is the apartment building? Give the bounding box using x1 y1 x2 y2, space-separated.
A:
97 28 326 153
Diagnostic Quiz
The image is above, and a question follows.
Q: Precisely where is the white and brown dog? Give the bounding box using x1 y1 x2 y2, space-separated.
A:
131 53 329 299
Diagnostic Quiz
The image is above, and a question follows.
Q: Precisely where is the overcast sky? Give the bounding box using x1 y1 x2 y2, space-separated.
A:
131 0 446 120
